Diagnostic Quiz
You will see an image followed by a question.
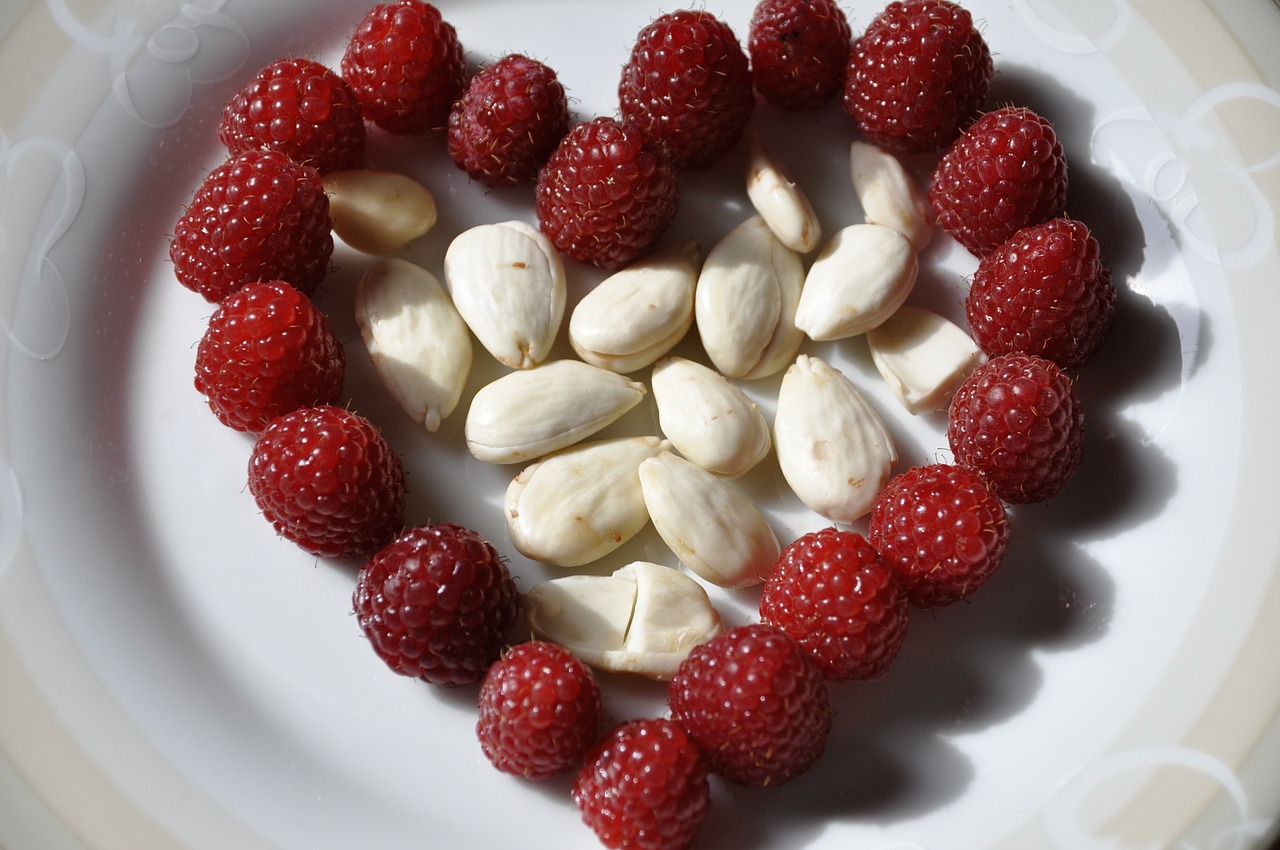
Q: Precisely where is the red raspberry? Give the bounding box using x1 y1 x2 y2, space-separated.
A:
194 280 345 432
967 217 1116 369
947 353 1085 504
353 523 520 686
340 0 466 134
573 718 709 850
758 527 909 680
842 0 992 153
248 406 406 559
618 10 755 170
668 623 831 786
868 464 1011 607
535 117 680 270
217 57 364 174
476 641 603 780
748 0 852 110
169 149 333 303
447 54 570 187
929 106 1070 257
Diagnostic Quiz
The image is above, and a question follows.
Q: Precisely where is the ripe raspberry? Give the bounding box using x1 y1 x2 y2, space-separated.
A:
170 149 333 303
194 280 345 432
447 54 570 187
668 623 831 786
748 0 852 110
967 217 1116 369
340 0 466 134
868 464 1010 607
618 10 755 169
758 527 909 680
842 0 992 153
476 641 603 780
248 405 406 559
929 106 1069 257
573 718 710 850
535 117 680 270
353 523 520 686
947 352 1085 504
217 57 364 174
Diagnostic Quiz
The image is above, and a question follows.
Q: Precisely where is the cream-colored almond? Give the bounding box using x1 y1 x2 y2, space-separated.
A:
849 140 933 251
639 453 780 588
650 356 770 478
323 169 437 255
867 306 984 414
745 136 821 253
355 258 471 431
795 223 918 340
774 354 897 523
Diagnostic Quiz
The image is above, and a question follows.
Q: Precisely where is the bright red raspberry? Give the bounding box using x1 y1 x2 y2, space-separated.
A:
170 149 333 303
618 10 755 169
929 106 1070 257
668 623 831 787
842 0 992 153
194 280 345 432
869 464 1011 607
573 718 709 850
758 527 910 680
447 54 570 187
947 352 1085 504
248 406 405 559
353 523 520 686
749 0 852 110
476 641 603 780
217 57 364 173
967 218 1116 369
340 0 466 134
535 117 680 270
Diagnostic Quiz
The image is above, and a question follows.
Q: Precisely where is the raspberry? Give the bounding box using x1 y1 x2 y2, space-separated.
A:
668 623 831 786
929 106 1070 257
340 0 466 134
758 527 910 680
868 464 1011 607
748 0 852 111
842 0 992 153
573 718 709 850
618 10 755 170
947 352 1085 504
248 405 406 559
535 116 680 270
353 523 520 686
169 149 333 303
447 54 570 187
194 280 345 432
476 641 603 780
967 217 1116 369
217 57 364 174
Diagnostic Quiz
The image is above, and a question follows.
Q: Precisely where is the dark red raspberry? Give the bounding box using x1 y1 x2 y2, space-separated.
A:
618 10 755 169
929 106 1070 257
869 464 1011 607
842 0 992 153
194 280 345 432
758 527 909 680
535 117 680 270
248 406 405 559
170 149 333 303
947 352 1085 504
340 0 466 134
217 57 364 174
476 641 603 780
967 217 1116 369
447 54 570 187
353 523 520 686
573 718 710 850
749 0 852 110
668 623 831 786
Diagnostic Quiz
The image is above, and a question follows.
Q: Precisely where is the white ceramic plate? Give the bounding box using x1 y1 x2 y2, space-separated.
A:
3 1 1280 848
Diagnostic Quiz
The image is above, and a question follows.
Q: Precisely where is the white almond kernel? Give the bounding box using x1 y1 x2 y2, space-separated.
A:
795 223 918 341
745 135 822 253
867 306 984 414
323 169 437 255
650 356 770 478
849 140 934 251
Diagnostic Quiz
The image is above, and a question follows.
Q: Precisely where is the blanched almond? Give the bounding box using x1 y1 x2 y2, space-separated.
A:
650 356 770 478
323 169 437 255
795 223 918 340
745 136 821 253
849 140 933 251
867 306 984 413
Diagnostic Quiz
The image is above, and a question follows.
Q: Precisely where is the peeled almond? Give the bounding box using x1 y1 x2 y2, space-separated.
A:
867 306 984 413
745 136 821 253
849 140 934 251
323 169 437 255
795 224 918 340
650 356 770 478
